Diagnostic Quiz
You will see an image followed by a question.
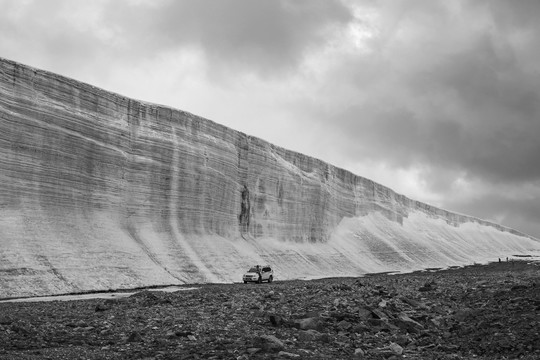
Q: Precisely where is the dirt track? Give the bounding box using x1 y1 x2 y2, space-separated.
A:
0 260 538 359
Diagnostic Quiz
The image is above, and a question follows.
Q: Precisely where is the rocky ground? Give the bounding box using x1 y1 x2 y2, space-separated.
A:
0 260 538 360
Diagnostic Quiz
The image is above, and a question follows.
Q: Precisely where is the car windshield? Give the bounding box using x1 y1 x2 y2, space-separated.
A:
248 267 259 272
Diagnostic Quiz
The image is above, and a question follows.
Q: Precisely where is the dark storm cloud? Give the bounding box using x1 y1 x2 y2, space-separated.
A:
487 0 540 33
319 0 540 188
103 0 353 75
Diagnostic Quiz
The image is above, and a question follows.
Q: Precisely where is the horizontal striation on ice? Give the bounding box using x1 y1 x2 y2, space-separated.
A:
1 57 539 298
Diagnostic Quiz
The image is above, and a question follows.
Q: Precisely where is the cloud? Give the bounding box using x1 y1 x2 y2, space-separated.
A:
101 0 353 77
300 1 540 186
0 0 122 79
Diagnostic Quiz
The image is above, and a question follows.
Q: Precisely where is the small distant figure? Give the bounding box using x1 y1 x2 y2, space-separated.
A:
506 257 509 262
498 258 501 263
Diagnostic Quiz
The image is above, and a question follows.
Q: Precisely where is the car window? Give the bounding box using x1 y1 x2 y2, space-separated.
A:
263 267 271 272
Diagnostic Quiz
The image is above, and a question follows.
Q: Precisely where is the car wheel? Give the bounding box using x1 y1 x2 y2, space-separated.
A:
268 275 273 283
244 281 247 284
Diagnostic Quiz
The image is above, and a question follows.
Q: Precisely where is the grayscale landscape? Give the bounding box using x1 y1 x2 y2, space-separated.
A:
1 58 538 299
1 1 539 359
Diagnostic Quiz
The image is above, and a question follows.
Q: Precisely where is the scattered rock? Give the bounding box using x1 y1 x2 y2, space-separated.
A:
371 308 389 320
511 284 528 291
291 317 321 331
1 261 538 359
337 320 352 330
453 308 475 322
297 329 327 342
0 316 13 325
94 303 110 312
394 312 424 333
353 347 365 358
297 330 316 342
254 335 285 352
357 307 373 320
400 297 427 309
175 330 193 337
277 350 300 358
388 342 404 355
126 331 142 343
418 282 436 292
269 314 286 326
246 348 261 355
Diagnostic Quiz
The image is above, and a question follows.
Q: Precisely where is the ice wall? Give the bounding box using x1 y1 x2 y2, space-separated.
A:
1 58 539 298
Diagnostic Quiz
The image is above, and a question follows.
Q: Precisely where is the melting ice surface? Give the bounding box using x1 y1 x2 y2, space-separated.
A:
248 211 540 280
1 57 539 299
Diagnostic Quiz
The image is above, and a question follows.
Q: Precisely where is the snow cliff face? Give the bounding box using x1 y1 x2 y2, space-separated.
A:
1 58 539 298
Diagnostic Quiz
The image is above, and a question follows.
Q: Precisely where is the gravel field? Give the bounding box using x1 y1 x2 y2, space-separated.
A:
0 260 538 359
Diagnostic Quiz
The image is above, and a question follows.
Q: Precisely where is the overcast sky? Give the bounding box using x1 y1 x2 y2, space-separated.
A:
2 0 539 239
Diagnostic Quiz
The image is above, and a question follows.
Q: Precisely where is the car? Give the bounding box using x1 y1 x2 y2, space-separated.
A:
243 265 273 283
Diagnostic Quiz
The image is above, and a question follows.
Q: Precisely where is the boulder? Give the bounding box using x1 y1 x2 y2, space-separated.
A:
254 335 285 352
277 351 300 358
393 313 424 333
353 348 365 358
291 317 321 331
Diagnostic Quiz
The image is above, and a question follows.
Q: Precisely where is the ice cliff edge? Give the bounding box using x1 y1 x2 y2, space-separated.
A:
1 58 539 298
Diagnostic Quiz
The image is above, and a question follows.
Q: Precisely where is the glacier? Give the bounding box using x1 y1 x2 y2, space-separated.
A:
1 57 539 298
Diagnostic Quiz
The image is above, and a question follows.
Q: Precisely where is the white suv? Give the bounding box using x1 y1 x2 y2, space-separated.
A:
243 265 273 283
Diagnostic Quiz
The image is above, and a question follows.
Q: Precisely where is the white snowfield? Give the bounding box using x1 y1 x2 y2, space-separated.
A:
1 57 539 299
